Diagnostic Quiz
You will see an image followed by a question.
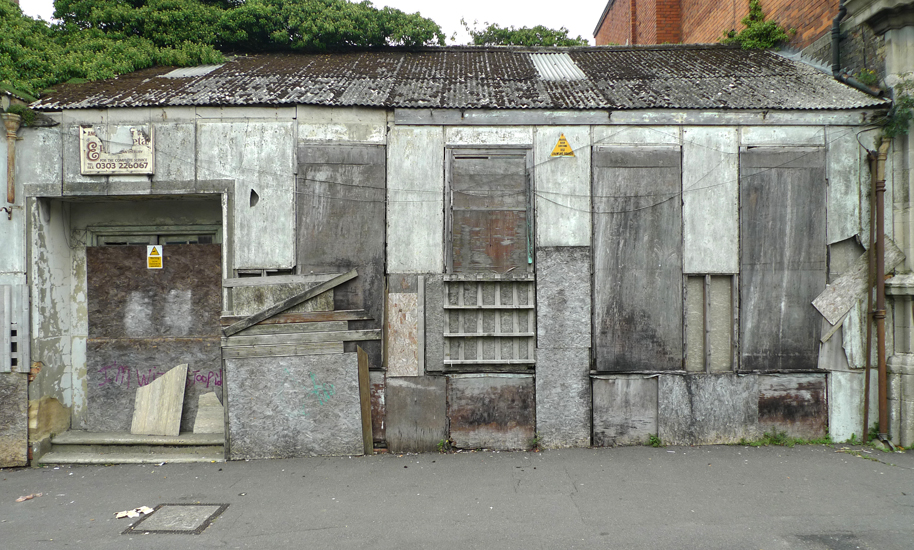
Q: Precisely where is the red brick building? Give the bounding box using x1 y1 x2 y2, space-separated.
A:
594 0 837 49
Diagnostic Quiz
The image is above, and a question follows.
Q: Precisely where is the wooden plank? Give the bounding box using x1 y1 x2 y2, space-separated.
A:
233 321 347 336
740 148 826 371
357 346 372 455
17 284 30 374
592 146 683 371
220 310 371 326
221 342 344 359
222 329 381 347
223 273 337 288
812 240 905 326
222 269 357 337
130 364 188 437
0 286 10 373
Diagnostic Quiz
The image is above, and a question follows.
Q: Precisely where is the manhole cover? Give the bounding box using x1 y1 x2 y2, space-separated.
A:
122 504 229 535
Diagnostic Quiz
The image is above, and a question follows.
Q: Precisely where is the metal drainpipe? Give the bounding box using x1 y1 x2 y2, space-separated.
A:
2 113 21 207
830 0 883 97
875 140 890 442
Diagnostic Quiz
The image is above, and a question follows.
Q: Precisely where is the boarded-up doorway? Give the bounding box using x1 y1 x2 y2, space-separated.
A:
86 244 222 433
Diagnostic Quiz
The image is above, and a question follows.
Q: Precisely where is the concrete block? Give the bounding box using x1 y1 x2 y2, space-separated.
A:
193 392 224 435
448 375 535 450
152 122 196 182
225 353 363 459
535 247 591 349
593 375 658 446
385 376 446 453
757 374 827 439
659 374 759 445
536 348 591 448
0 373 28 467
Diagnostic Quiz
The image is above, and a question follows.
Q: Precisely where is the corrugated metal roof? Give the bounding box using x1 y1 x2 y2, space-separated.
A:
31 45 887 111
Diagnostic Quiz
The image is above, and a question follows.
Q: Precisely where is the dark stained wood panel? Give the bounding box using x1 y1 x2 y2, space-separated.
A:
592 146 682 372
740 148 826 371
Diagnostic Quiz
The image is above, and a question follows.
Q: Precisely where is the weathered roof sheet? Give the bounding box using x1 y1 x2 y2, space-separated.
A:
32 45 887 111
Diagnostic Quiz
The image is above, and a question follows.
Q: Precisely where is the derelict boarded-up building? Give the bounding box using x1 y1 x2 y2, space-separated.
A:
9 44 914 461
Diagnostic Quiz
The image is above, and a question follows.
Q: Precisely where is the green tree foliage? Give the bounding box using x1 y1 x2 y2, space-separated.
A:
1 0 445 98
720 0 792 50
463 19 588 47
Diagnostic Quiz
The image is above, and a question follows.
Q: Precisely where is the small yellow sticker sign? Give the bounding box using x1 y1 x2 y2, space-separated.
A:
147 245 163 270
551 133 575 157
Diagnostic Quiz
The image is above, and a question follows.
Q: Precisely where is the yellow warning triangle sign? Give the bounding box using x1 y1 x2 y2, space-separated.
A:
149 247 160 256
551 134 575 157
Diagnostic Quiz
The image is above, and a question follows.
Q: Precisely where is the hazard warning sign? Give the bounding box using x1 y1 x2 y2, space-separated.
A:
551 134 575 157
147 245 163 269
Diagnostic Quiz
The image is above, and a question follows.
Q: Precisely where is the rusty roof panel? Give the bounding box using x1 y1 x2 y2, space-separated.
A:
32 46 887 111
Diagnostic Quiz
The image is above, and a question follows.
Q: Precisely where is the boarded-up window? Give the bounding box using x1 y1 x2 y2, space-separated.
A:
447 149 532 274
592 146 683 372
739 147 826 371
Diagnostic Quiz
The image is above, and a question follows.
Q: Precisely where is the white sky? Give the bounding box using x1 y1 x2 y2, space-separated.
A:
18 0 608 45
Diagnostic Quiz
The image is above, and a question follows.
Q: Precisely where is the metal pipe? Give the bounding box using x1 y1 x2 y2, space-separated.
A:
864 149 877 440
832 0 847 77
875 140 890 438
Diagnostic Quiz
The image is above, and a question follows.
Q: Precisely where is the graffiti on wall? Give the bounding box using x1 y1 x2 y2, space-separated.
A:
97 362 222 390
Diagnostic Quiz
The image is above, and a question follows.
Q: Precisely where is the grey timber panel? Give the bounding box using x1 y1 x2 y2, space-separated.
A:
87 338 221 433
758 374 827 439
536 247 591 349
592 375 658 446
369 370 385 444
535 127 591 247
425 275 445 373
658 374 760 445
682 127 738 273
385 376 447 453
225 353 362 459
447 374 535 450
231 284 333 316
448 149 532 274
825 127 861 244
684 276 735 373
536 348 591 448
297 145 385 372
740 148 826 371
86 244 222 432
592 146 682 371
0 373 28 467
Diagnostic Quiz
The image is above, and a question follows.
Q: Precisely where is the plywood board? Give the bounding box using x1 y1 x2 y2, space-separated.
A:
593 375 658 446
826 127 861 244
592 146 682 371
386 293 419 377
535 247 591 349
224 353 362 458
536 348 591 448
387 127 445 272
740 148 826 371
131 364 188 436
658 374 759 445
682 127 738 273
0 373 28 467
385 376 446 453
535 127 591 247
447 375 535 450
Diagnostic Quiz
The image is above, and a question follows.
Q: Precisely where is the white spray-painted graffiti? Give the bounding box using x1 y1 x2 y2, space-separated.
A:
97 362 222 390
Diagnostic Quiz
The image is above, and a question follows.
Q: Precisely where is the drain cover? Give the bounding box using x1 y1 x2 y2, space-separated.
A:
122 504 229 535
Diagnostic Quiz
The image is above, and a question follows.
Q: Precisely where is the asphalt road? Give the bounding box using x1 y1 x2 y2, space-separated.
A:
2 444 913 549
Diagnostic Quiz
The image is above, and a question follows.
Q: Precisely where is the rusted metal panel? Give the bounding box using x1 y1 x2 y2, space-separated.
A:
592 146 682 371
757 374 827 439
86 244 222 432
592 375 658 446
387 292 419 377
740 148 826 371
447 374 535 450
448 149 531 274
224 353 363 459
385 376 446 453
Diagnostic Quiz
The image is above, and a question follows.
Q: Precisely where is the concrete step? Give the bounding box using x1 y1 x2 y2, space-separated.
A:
37 431 225 465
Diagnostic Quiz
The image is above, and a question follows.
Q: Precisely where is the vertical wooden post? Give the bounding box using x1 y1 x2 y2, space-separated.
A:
357 346 372 455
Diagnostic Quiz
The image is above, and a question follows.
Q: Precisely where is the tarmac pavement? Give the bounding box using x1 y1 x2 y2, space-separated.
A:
2 444 913 550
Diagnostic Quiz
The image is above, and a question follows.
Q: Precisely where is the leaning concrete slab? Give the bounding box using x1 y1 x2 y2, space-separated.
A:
131 364 188 437
385 376 446 453
659 374 759 445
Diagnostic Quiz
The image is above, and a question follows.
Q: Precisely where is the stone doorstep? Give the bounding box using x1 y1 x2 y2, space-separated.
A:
51 431 224 446
35 430 225 466
37 450 224 465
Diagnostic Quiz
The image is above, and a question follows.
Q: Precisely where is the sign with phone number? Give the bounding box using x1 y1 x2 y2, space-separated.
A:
79 125 155 175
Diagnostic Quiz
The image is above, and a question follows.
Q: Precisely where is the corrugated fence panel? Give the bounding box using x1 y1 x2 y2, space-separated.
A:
740 147 826 371
592 146 683 371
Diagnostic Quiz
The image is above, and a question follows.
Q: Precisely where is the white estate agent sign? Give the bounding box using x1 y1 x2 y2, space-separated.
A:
80 125 155 175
